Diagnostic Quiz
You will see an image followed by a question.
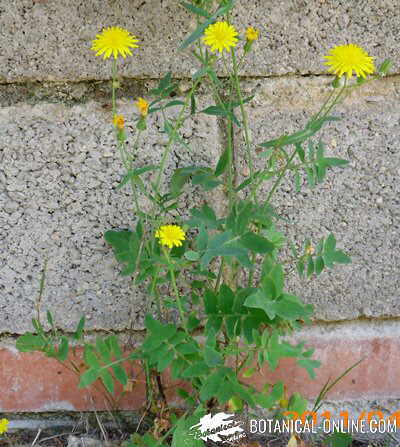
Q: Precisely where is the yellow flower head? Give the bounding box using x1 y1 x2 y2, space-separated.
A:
91 26 139 60
203 21 238 53
246 26 259 42
113 114 125 130
305 245 315 256
155 225 186 249
324 44 375 79
0 418 9 435
135 97 149 117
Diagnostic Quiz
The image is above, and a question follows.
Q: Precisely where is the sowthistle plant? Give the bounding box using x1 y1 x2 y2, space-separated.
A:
16 0 392 445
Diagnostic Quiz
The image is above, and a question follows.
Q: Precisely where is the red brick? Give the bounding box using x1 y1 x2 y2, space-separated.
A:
1 334 399 412
246 336 400 400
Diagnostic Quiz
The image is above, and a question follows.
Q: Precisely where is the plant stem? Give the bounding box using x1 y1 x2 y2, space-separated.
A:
111 59 117 114
149 266 162 320
214 258 225 292
206 69 236 209
162 247 188 333
231 49 255 199
265 149 298 204
153 80 200 196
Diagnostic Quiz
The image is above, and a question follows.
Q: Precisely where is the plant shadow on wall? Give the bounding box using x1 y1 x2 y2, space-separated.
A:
14 0 392 446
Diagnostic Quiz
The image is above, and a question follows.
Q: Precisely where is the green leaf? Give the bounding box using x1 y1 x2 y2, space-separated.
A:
117 165 159 190
84 346 101 369
157 350 175 371
204 346 223 367
296 143 305 162
16 333 46 352
206 315 223 333
187 314 201 331
330 250 351 264
172 409 206 447
315 256 324 275
190 92 196 115
201 230 251 269
274 294 312 320
104 230 139 277
219 284 235 313
136 117 147 130
96 337 111 363
290 242 298 258
378 58 392 76
298 358 321 379
316 139 325 159
150 72 172 95
204 289 218 314
260 119 340 152
196 224 208 251
288 392 308 415
240 232 275 254
181 362 210 378
324 233 337 253
199 370 226 401
201 105 227 116
323 432 353 447
296 259 305 277
244 289 276 320
315 164 327 183
108 335 123 358
149 100 185 113
214 147 230 177
57 336 69 361
46 310 54 328
74 316 85 340
317 157 349 168
306 256 315 277
188 204 219 229
306 166 315 188
170 166 201 197
112 364 128 386
79 368 100 388
184 250 200 261
255 381 284 409
100 369 115 394
191 170 222 190
324 247 351 268
270 264 284 297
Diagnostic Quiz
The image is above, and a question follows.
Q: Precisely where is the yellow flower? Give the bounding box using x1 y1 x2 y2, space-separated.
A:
203 21 238 53
91 26 139 60
155 225 186 249
305 245 315 256
324 44 375 79
113 114 125 130
0 418 9 434
246 26 259 42
135 97 149 117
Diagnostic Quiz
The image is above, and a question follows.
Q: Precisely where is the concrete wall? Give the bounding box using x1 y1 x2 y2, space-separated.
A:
0 0 399 412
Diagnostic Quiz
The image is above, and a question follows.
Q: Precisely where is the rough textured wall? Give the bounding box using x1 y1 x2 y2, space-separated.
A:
0 0 399 411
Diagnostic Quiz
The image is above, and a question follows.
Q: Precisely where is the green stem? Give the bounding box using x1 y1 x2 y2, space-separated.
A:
153 80 200 196
149 266 162 320
214 259 225 292
265 149 298 204
162 247 188 333
248 148 298 287
111 59 117 114
206 68 236 209
231 49 255 197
